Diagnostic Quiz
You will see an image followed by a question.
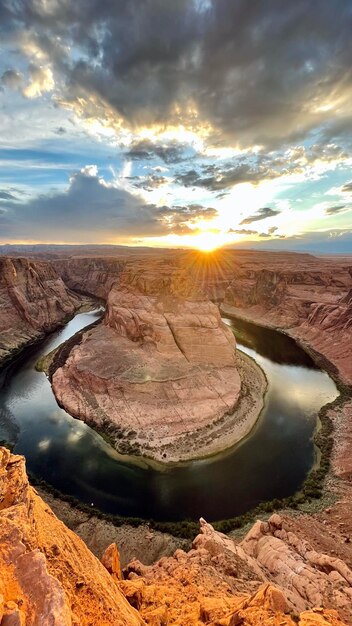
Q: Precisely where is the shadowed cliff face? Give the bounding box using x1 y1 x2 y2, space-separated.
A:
0 257 79 367
0 447 349 626
55 257 128 299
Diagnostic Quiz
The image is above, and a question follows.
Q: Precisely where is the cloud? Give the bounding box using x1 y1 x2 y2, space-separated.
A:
0 191 17 200
1 69 24 90
126 139 188 164
0 167 215 242
2 1 352 151
134 174 170 192
325 205 347 215
23 64 55 98
240 207 280 225
228 228 258 236
342 182 352 193
175 162 279 191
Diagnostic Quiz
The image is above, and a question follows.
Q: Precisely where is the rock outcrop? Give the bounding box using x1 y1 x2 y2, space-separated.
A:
0 447 144 625
122 515 351 625
0 447 349 626
0 257 78 367
51 259 257 462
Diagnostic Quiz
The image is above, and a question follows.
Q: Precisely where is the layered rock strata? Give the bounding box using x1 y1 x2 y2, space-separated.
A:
55 256 127 299
51 260 266 462
0 257 78 367
222 264 352 384
0 447 349 626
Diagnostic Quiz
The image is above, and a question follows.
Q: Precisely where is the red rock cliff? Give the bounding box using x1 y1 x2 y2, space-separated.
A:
0 257 78 366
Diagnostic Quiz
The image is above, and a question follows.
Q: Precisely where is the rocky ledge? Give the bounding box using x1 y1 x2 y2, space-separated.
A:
51 259 266 462
0 447 349 625
0 257 79 367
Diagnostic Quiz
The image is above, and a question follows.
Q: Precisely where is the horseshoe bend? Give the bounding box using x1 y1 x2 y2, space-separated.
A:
51 258 266 463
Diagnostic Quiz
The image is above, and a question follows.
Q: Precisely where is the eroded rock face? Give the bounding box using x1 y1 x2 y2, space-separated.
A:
55 257 127 299
0 257 78 366
122 516 350 625
223 263 352 384
0 447 143 626
52 260 243 462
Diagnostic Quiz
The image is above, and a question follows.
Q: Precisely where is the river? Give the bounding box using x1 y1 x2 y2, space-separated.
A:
0 309 338 522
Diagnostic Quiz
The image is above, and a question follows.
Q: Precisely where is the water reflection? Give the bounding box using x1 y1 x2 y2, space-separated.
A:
0 309 338 522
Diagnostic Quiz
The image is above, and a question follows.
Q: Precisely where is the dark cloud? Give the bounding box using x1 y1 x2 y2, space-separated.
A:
174 143 345 191
2 1 352 150
0 191 17 200
159 204 217 224
228 228 258 236
325 205 347 215
342 182 352 193
228 225 279 237
126 140 188 164
1 69 23 90
240 207 280 225
176 161 280 191
134 174 170 191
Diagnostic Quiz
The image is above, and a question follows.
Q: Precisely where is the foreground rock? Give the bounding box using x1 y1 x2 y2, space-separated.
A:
0 447 348 625
0 257 78 367
0 447 143 626
122 515 351 625
51 259 266 463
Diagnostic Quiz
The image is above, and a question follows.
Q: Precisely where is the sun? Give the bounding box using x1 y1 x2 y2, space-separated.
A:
191 231 228 252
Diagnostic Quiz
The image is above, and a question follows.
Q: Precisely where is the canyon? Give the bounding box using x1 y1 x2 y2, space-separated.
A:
0 247 352 624
0 257 79 368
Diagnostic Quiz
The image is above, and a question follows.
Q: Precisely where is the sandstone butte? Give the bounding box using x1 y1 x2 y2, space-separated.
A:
0 445 350 626
51 258 267 463
0 257 79 367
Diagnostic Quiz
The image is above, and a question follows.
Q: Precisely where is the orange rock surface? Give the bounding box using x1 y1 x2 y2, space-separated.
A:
0 447 143 626
0 446 348 626
121 515 351 625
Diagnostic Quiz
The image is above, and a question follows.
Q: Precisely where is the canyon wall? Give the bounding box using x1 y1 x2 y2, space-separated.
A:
54 257 128 299
222 261 352 384
0 257 79 367
0 446 349 625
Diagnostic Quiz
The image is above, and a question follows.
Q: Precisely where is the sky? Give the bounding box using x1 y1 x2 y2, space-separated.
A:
1 0 352 252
